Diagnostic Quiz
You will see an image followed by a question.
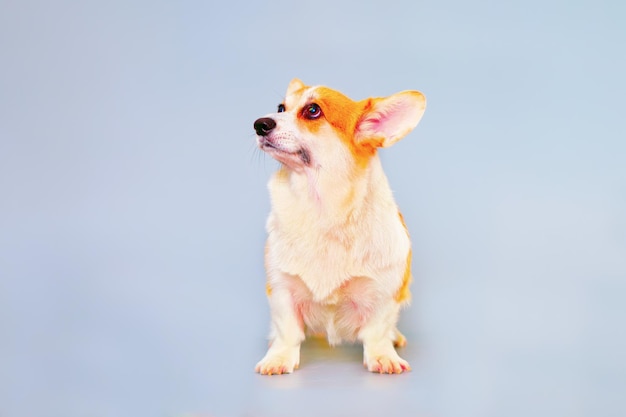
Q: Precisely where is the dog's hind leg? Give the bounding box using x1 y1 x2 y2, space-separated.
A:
393 328 407 348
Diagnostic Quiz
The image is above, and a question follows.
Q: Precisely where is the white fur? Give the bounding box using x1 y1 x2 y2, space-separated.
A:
254 80 425 375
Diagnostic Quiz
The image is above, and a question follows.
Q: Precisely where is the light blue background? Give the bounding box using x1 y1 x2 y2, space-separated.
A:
1 1 625 416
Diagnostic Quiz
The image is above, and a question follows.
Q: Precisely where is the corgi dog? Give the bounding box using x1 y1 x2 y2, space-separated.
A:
253 79 426 375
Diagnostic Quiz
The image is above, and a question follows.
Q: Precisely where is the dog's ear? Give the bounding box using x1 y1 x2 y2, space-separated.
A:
355 91 426 148
286 78 306 97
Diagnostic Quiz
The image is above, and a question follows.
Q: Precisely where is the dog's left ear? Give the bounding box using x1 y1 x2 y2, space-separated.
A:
355 91 426 148
286 78 306 97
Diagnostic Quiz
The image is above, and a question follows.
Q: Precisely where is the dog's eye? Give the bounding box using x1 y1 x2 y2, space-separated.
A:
277 104 285 113
303 103 322 120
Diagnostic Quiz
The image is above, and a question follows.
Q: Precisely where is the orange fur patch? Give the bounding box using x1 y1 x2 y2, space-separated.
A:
295 86 379 169
275 166 288 181
395 249 412 303
264 241 272 296
395 212 412 303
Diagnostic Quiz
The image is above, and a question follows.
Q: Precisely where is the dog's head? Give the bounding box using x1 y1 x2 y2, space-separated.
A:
254 79 426 173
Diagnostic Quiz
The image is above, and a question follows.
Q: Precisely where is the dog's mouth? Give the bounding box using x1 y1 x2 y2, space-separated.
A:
259 138 279 151
259 138 311 167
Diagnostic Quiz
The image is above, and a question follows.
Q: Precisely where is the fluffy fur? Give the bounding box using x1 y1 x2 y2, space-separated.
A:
253 79 426 374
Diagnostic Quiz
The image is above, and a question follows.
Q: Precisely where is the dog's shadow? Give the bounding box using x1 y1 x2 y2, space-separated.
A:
299 336 363 367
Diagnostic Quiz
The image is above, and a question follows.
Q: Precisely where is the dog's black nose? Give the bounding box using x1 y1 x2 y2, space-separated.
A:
254 117 276 136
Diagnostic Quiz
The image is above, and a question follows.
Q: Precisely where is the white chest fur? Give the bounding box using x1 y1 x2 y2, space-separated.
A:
265 157 410 305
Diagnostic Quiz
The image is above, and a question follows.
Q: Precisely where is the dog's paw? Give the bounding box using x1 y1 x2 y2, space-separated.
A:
364 352 411 374
255 346 300 375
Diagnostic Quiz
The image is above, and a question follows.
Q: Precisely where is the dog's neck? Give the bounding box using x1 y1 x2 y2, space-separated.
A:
270 155 393 228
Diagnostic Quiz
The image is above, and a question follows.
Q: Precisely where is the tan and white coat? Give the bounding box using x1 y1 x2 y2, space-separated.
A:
254 79 426 374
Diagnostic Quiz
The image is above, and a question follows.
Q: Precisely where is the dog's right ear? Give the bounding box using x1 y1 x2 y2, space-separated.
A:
286 78 306 97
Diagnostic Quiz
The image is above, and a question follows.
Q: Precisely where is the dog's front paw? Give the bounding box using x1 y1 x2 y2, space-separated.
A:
364 351 411 374
255 346 300 375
